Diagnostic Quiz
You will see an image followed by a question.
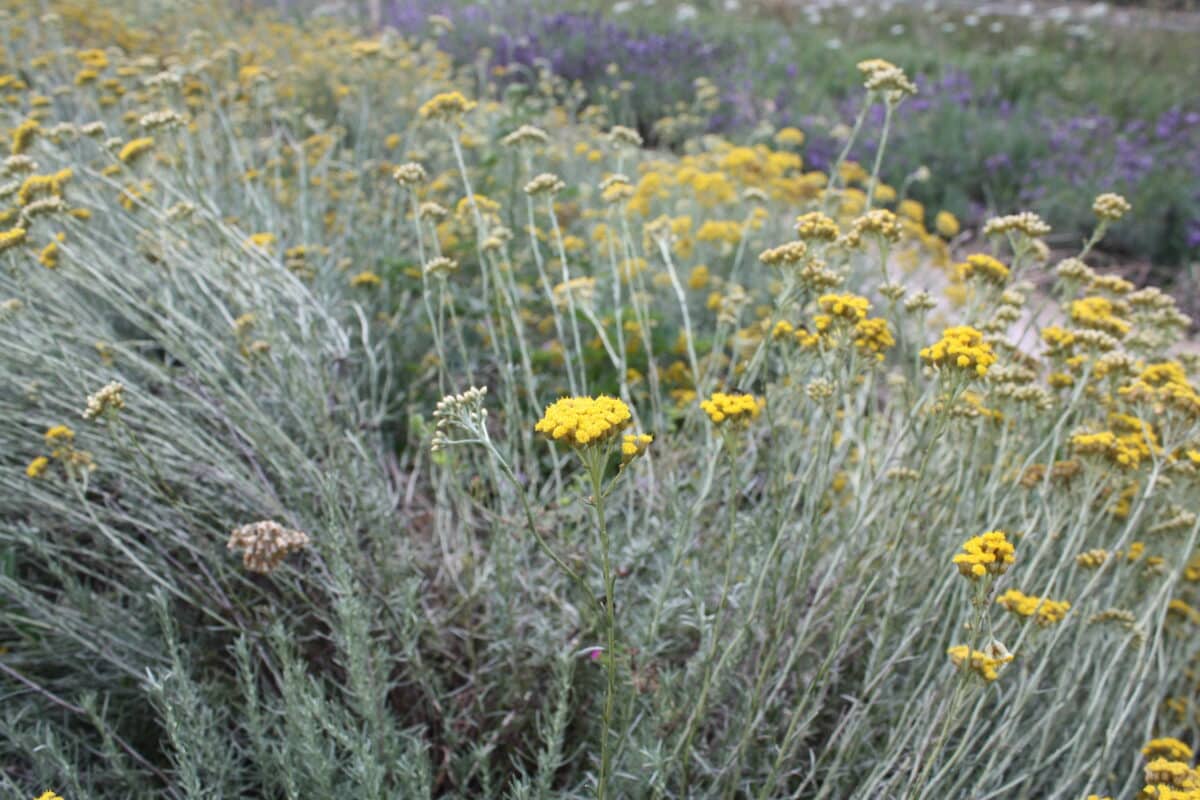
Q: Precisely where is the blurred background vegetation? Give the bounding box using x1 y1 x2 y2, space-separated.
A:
269 0 1200 288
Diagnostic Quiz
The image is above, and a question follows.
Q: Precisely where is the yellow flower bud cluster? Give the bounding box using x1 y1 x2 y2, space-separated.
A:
699 392 762 427
996 589 1070 626
920 326 997 377
418 91 476 121
758 240 807 266
817 293 870 323
956 253 1010 285
793 211 840 242
620 433 653 466
1144 739 1195 763
946 643 1013 682
841 209 902 248
1120 362 1200 419
535 395 632 447
952 530 1015 579
1143 757 1200 794
1071 416 1156 470
853 317 894 360
1070 296 1131 338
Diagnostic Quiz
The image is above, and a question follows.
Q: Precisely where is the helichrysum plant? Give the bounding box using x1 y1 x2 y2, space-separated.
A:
2 9 1198 799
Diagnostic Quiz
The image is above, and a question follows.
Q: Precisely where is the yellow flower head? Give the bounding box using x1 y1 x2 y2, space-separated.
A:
996 589 1070 626
535 395 632 447
947 642 1013 682
1071 417 1156 470
620 433 653 466
700 392 762 427
349 270 382 288
853 317 894 359
246 232 276 251
0 226 27 252
1144 738 1195 763
952 530 1015 579
818 292 870 323
935 210 960 238
1144 757 1200 791
118 136 154 164
775 126 805 147
957 253 1010 285
44 424 75 445
794 211 840 242
920 326 996 377
1070 296 1130 338
26 455 49 478
11 118 39 155
758 240 807 266
418 91 477 122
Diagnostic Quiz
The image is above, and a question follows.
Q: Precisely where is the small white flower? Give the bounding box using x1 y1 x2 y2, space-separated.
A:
674 3 697 22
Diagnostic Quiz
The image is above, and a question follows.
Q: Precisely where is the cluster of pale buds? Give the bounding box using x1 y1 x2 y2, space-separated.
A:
431 386 488 452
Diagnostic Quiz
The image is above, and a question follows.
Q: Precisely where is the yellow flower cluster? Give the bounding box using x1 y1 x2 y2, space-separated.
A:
696 219 743 245
758 240 808 266
996 589 1070 626
1071 416 1157 469
118 136 154 164
946 643 1014 682
26 455 49 479
935 210 960 238
794 211 840 242
700 392 762 426
841 209 903 247
1144 757 1200 795
920 326 997 377
29 423 94 478
350 271 381 288
0 225 27 252
535 395 632 447
1145 740 1197 764
1120 362 1200 418
852 317 894 360
17 169 73 206
1041 325 1076 355
956 253 1009 285
246 232 276 251
620 433 653 466
817 293 870 323
952 530 1015 579
418 91 477 121
1070 296 1131 337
